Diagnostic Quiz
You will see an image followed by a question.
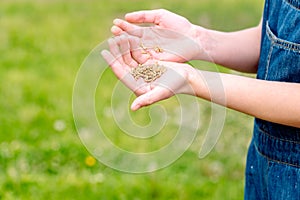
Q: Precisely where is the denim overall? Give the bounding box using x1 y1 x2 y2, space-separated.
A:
245 0 300 199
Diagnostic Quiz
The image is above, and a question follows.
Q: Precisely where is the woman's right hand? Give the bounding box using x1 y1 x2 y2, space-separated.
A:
111 9 210 62
112 9 194 36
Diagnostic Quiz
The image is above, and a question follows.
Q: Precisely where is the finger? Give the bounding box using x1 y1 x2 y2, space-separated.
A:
101 50 127 79
109 36 135 68
113 18 144 37
113 19 137 32
102 49 144 93
131 86 172 111
107 37 124 65
111 25 123 36
118 34 139 67
125 9 164 25
127 35 151 64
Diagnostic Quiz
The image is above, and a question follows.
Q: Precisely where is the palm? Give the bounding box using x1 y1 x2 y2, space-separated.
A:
129 27 200 63
101 35 193 110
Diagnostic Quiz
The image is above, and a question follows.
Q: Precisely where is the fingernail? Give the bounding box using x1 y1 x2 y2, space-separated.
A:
113 18 121 24
131 103 139 111
100 50 107 57
111 26 118 33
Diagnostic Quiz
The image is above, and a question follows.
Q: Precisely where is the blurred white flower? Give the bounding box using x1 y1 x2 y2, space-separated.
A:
89 173 105 184
53 119 66 132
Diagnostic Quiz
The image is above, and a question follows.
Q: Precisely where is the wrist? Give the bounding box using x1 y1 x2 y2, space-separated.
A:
187 25 215 62
184 65 204 97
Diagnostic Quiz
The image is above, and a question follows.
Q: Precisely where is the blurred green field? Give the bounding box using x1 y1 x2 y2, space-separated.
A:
0 0 263 199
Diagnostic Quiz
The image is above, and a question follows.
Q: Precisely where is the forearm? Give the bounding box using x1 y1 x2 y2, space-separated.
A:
188 69 300 128
190 21 262 73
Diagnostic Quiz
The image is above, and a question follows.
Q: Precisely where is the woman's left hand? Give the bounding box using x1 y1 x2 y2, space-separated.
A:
101 34 197 111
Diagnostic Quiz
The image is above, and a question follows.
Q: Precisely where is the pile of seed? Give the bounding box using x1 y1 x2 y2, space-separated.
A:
130 63 167 83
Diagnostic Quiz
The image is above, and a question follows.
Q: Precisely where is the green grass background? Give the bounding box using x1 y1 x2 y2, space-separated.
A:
0 0 263 199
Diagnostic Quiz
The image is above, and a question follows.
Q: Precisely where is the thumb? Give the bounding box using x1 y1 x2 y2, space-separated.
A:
131 87 172 111
125 9 163 25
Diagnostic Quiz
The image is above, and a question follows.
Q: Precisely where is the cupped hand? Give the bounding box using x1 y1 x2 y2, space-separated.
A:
111 9 204 62
101 34 197 111
112 9 193 36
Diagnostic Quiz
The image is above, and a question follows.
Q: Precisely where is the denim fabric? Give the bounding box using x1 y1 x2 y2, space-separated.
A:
245 0 300 199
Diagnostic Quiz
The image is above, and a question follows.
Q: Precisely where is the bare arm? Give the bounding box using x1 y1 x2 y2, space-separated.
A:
189 69 300 128
192 20 262 72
